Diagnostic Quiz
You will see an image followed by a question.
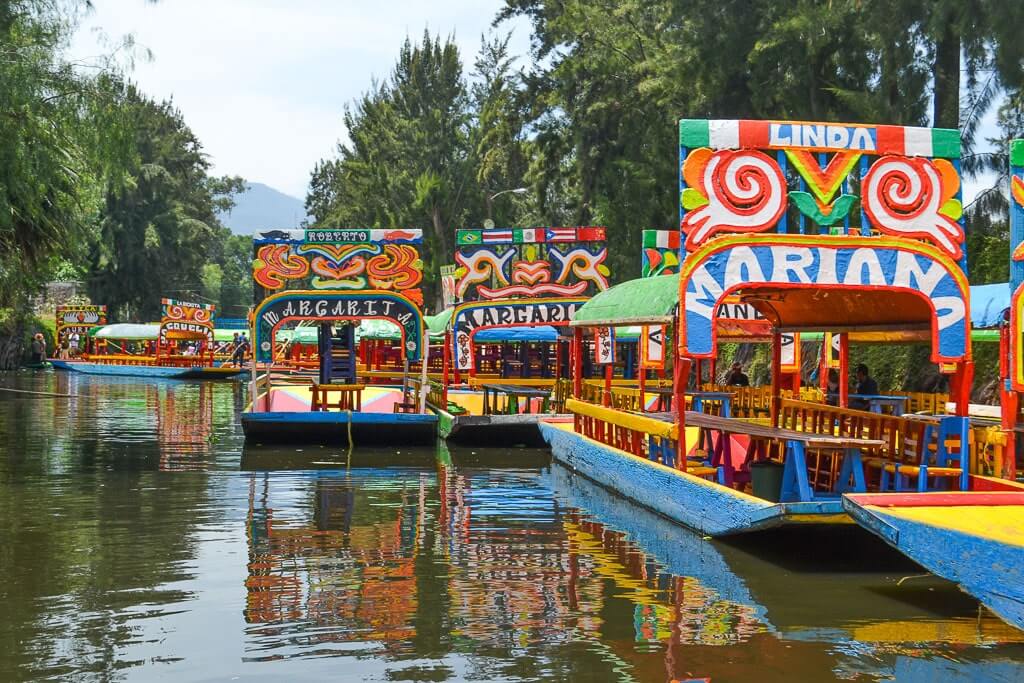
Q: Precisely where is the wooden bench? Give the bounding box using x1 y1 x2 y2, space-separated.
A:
683 411 886 500
310 383 364 411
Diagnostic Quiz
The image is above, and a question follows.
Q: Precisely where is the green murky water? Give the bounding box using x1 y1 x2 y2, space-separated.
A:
0 371 1022 682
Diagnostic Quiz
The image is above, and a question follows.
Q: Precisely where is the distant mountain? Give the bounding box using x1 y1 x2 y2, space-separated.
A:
218 182 309 234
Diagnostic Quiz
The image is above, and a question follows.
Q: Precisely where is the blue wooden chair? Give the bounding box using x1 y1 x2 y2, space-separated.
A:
886 416 969 492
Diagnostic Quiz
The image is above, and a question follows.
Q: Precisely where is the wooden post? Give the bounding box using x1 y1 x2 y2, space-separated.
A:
250 321 259 412
603 363 613 407
638 367 647 413
819 337 829 391
838 333 850 409
418 337 430 414
572 327 583 399
771 331 782 428
674 355 690 459
442 330 451 402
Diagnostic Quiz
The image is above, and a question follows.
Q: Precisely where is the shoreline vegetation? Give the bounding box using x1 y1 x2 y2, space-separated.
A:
3 1 1022 401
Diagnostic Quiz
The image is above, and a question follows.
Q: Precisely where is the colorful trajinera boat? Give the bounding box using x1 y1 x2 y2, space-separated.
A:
50 299 243 380
427 226 619 443
240 228 437 445
841 139 1024 630
541 119 1024 550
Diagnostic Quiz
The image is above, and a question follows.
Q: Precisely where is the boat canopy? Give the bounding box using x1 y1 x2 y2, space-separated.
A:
571 274 678 327
425 308 453 336
971 282 1010 329
89 323 159 340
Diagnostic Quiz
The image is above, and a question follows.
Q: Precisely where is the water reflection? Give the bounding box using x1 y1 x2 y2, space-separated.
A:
1 371 1023 682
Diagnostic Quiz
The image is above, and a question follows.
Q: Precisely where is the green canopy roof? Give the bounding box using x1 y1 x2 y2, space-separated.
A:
425 308 453 336
572 275 678 327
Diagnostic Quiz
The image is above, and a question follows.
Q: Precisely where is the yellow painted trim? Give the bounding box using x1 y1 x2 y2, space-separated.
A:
468 377 556 388
545 420 772 507
869 504 1024 548
566 398 678 440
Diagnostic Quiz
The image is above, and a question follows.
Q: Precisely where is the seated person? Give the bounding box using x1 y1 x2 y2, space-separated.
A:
825 369 839 406
850 363 878 410
724 362 749 387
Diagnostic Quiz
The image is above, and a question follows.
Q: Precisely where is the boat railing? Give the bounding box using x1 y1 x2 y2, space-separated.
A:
565 398 720 479
82 353 159 366
779 398 1009 481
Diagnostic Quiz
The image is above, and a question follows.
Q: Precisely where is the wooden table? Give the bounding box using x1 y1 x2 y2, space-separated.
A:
682 411 886 501
481 384 551 415
311 383 364 411
690 391 735 418
849 394 909 415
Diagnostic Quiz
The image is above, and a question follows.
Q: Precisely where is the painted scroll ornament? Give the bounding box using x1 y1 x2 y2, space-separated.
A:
862 155 964 259
680 148 787 250
1012 175 1024 209
254 245 311 290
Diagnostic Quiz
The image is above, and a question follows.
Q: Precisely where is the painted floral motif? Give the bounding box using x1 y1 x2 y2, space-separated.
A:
862 155 964 258
681 148 788 250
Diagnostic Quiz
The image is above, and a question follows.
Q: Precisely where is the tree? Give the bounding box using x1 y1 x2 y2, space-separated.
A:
307 32 477 308
86 81 241 320
0 1 133 367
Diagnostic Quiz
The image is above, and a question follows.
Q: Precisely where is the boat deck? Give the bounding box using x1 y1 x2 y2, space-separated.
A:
241 381 437 446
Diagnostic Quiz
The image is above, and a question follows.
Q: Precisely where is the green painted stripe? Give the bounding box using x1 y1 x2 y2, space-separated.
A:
679 119 710 148
642 230 658 248
1010 140 1024 168
931 128 960 158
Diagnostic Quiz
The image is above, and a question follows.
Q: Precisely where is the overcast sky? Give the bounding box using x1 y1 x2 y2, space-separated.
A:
70 0 531 199
70 1 1001 205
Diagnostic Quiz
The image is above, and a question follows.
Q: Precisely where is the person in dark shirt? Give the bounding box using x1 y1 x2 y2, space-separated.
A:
725 362 749 387
825 369 839 406
851 363 878 410
30 333 46 364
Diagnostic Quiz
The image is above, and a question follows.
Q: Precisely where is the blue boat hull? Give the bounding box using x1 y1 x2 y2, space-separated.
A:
241 410 438 446
50 360 243 380
539 421 848 536
843 493 1024 631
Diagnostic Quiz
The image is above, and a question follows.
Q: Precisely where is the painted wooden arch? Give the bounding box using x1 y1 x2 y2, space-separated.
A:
253 290 424 363
678 234 970 364
451 298 588 371
159 298 215 345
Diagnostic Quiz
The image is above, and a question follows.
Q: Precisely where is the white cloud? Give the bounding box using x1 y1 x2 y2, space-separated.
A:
70 0 532 198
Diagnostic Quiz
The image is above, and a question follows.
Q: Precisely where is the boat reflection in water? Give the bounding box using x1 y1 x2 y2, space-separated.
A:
239 444 1024 681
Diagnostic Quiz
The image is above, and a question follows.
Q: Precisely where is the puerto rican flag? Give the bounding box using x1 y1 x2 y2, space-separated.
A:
546 227 578 242
482 230 514 243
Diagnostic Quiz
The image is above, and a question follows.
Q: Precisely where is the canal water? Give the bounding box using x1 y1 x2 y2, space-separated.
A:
1 371 1022 682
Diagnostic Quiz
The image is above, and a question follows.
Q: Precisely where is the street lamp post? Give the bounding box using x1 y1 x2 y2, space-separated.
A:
486 187 528 223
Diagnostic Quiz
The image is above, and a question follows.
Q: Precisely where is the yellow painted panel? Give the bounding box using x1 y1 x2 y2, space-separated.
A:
872 505 1024 548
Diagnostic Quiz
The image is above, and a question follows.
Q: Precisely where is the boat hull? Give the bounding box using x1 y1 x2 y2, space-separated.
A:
539 421 849 537
241 410 437 446
843 492 1024 631
436 408 559 446
50 360 243 380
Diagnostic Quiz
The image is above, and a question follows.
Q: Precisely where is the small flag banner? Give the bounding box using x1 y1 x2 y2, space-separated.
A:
457 226 606 245
825 332 842 369
641 230 680 250
780 332 800 373
595 326 616 364
640 325 666 368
